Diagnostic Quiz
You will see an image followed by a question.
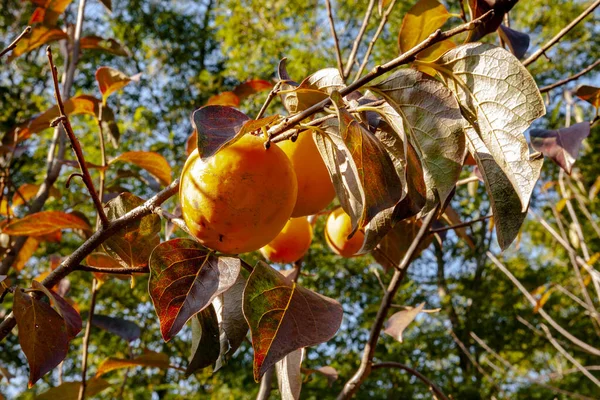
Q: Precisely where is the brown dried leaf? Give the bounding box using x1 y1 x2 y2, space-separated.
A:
383 302 425 343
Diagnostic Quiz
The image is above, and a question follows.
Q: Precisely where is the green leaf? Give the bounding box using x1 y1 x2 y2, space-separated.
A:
433 43 545 211
148 238 241 341
243 261 343 381
102 193 161 268
186 305 220 375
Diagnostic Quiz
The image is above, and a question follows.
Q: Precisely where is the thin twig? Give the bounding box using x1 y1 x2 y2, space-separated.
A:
371 362 449 400
47 47 109 228
337 207 439 399
343 0 376 79
267 10 495 143
78 278 98 400
353 0 397 82
430 214 492 234
0 26 31 59
96 104 107 230
523 0 600 67
539 59 600 93
256 81 282 120
325 0 345 80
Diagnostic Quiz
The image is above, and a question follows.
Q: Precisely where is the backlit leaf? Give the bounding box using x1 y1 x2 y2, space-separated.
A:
148 238 241 341
383 302 425 343
191 106 250 159
498 25 530 60
95 351 171 377
35 378 110 400
530 122 590 174
233 79 273 100
467 0 518 41
207 92 240 107
110 151 172 186
243 261 343 381
575 85 600 108
186 305 220 375
2 211 90 236
434 43 545 212
13 289 69 387
279 67 345 114
14 237 40 272
28 0 73 26
12 183 60 209
102 193 161 268
31 280 82 341
276 348 304 400
80 36 129 57
95 67 141 104
92 315 141 342
10 26 67 58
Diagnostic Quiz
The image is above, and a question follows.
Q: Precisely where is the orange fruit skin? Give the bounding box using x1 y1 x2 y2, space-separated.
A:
260 217 313 263
277 131 335 217
180 134 298 254
325 208 365 258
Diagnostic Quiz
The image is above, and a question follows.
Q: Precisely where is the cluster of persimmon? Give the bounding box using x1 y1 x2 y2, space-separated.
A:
179 130 364 263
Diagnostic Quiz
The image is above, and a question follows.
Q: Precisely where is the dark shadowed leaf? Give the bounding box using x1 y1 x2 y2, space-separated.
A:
467 0 519 41
186 305 220 375
13 289 69 387
10 26 67 58
575 85 600 108
276 348 304 400
110 151 172 186
372 217 432 271
92 315 141 342
95 67 141 104
383 302 425 343
498 25 530 60
36 378 110 400
80 36 129 57
191 106 250 158
99 0 112 12
95 351 172 377
434 43 545 212
102 193 161 268
31 281 81 340
530 122 591 174
243 261 343 381
148 238 241 341
213 274 248 371
2 211 90 236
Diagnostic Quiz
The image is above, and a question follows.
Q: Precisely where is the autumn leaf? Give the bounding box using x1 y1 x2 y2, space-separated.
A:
383 302 425 343
110 151 172 186
95 351 172 377
80 36 129 57
575 85 600 108
95 67 141 104
28 0 73 26
467 0 518 41
372 218 432 272
13 289 69 387
148 238 241 341
233 79 273 100
207 92 240 107
92 315 141 342
10 26 67 58
279 66 345 114
11 183 60 210
14 237 41 272
530 122 591 175
498 25 530 60
2 211 90 236
243 261 343 381
186 306 220 375
36 378 110 400
31 280 82 341
191 106 250 158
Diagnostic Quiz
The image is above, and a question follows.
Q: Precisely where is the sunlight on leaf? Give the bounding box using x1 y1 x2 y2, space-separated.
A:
110 151 172 186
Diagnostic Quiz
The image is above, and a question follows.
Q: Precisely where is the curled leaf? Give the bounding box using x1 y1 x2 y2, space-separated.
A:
95 67 141 104
383 302 425 343
530 122 590 174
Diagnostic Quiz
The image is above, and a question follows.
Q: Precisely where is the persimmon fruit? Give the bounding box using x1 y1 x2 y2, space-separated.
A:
260 217 313 263
325 207 365 257
277 131 335 217
180 134 298 254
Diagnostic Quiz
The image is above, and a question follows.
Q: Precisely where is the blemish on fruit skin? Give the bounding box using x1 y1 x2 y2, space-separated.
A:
219 234 224 242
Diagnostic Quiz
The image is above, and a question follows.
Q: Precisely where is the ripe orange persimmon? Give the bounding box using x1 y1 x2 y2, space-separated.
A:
325 208 365 257
180 134 298 254
260 217 313 263
277 131 335 217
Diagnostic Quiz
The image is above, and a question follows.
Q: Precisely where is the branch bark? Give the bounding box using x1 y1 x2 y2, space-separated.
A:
343 0 376 79
371 362 449 400
325 0 345 80
0 26 31 59
539 59 600 93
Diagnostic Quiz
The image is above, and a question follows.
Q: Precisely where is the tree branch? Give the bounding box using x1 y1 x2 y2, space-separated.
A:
539 59 600 93
75 265 149 275
371 362 449 400
343 0 375 79
522 0 600 67
78 278 99 400
0 26 31 59
430 214 492 234
325 0 345 80
337 207 439 399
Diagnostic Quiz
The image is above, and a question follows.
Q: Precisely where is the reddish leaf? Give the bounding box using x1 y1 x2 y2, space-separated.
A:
28 0 73 26
233 79 273 100
185 131 197 156
98 0 112 12
383 302 425 343
92 315 141 342
110 151 172 186
530 122 590 175
186 305 220 375
498 25 530 60
372 217 432 272
80 36 129 57
191 106 250 159
575 85 600 108
95 67 141 104
31 280 82 340
243 261 343 381
467 0 518 41
207 92 240 107
148 238 241 341
102 193 161 268
95 351 172 377
36 378 110 400
10 26 67 58
278 66 345 114
13 289 69 387
2 211 90 236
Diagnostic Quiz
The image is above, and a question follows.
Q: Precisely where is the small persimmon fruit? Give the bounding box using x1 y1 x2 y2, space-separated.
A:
325 207 365 257
277 131 335 217
180 134 298 254
260 217 313 263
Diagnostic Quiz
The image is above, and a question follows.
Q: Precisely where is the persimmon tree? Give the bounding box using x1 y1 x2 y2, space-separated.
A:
1 0 600 399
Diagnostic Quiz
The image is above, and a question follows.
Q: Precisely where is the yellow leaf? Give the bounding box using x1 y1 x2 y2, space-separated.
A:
14 237 40 272
12 183 61 209
556 198 567 213
11 26 68 58
110 151 172 186
95 351 172 378
95 67 141 104
207 91 240 107
2 211 91 236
